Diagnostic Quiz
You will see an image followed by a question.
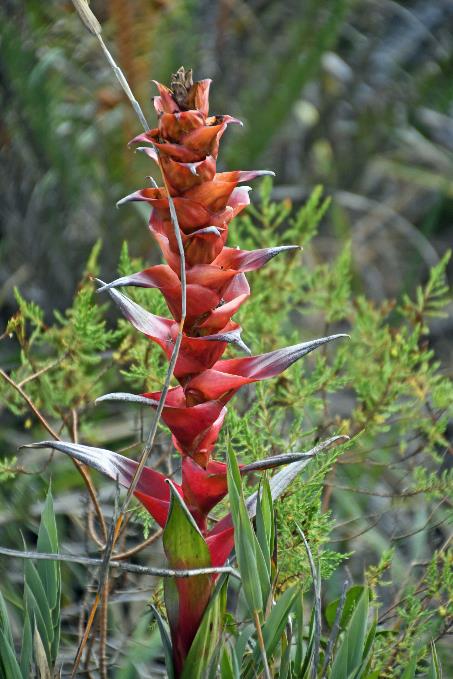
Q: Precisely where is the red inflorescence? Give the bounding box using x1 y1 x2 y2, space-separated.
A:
91 68 343 671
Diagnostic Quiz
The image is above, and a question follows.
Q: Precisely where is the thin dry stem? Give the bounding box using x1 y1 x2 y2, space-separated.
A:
68 5 188 674
253 609 272 679
0 368 107 541
0 546 240 578
17 352 68 388
99 581 109 679
87 504 106 549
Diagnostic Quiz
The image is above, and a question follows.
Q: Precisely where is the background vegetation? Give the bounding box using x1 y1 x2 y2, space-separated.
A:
0 0 452 676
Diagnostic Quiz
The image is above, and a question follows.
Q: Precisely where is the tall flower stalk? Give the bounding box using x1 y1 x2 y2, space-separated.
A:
30 67 346 675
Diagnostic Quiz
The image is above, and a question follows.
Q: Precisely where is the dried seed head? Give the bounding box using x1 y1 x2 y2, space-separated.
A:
171 66 194 109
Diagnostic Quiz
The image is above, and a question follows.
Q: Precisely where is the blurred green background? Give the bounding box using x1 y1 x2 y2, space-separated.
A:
1 0 452 321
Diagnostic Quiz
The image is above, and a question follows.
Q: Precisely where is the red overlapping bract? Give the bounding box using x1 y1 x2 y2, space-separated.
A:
106 72 320 479
97 70 344 671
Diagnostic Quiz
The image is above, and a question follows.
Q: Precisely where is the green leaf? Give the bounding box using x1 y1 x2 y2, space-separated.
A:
19 612 32 679
35 488 60 664
24 584 50 663
262 586 299 657
359 612 377 676
163 483 212 572
255 540 272 613
181 576 228 679
205 639 223 679
255 478 274 572
428 642 443 679
220 644 241 679
330 588 369 679
346 587 368 673
300 608 316 678
0 593 14 649
149 605 174 679
162 482 213 673
36 489 59 613
162 577 179 657
325 586 365 629
400 654 418 679
293 592 304 673
296 525 321 676
279 628 292 679
227 445 270 616
0 630 23 679
244 585 300 678
234 623 254 667
24 559 54 647
50 610 60 668
329 631 349 679
115 611 163 679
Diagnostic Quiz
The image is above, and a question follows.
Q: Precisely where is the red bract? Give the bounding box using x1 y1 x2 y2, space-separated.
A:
30 68 347 675
25 437 327 565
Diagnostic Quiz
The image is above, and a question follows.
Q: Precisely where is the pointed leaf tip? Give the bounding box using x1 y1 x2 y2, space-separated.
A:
116 190 144 207
186 225 222 239
96 280 116 294
236 336 252 356
95 392 155 406
19 440 53 451
136 146 159 162
210 434 349 548
188 163 198 176
23 439 175 527
295 333 349 355
241 435 349 474
165 479 204 537
94 277 110 294
324 333 349 342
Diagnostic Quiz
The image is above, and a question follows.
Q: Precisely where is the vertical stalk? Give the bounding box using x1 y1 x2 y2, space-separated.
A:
99 582 109 679
297 526 321 679
253 609 272 679
69 2 187 675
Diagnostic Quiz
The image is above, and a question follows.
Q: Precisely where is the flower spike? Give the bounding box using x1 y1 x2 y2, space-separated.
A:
26 67 349 677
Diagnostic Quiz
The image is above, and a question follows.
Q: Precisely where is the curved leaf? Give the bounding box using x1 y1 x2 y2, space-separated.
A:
163 482 213 675
23 441 176 528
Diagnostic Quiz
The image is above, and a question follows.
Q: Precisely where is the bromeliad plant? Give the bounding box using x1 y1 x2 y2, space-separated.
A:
25 67 348 673
29 66 347 675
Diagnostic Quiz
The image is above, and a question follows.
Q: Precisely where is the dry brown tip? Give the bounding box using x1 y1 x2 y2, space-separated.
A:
170 66 194 109
72 0 101 35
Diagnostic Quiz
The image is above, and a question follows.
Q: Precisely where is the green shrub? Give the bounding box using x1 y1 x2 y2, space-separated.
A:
0 182 451 676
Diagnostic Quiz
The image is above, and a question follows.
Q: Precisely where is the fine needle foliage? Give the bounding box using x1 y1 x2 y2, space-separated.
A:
0 6 452 679
0 178 451 677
